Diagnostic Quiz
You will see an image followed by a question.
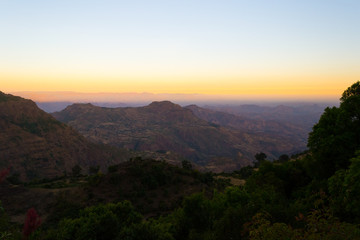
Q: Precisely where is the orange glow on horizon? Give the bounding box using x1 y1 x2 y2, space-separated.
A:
1 70 355 100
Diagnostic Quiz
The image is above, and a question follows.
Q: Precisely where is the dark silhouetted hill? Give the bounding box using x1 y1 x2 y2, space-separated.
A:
0 92 132 181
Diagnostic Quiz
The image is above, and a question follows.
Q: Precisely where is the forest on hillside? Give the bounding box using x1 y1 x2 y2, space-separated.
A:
1 82 360 239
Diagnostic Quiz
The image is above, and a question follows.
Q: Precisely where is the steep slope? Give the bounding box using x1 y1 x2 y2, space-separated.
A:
0 92 131 181
53 101 305 171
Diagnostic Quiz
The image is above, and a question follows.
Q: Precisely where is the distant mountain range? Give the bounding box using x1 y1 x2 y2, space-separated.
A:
186 104 308 136
206 104 326 131
12 91 337 113
52 101 316 172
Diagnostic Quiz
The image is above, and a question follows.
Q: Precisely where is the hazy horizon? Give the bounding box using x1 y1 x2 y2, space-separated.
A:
11 90 339 104
7 90 338 113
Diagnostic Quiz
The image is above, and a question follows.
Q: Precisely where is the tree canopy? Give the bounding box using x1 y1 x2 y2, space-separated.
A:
341 81 360 102
307 81 360 178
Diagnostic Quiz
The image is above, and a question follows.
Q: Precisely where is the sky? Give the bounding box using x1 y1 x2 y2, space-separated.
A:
1 0 359 100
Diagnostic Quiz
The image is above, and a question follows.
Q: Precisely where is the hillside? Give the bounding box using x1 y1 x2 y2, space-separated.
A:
0 158 221 224
52 101 306 172
0 92 132 181
186 104 307 144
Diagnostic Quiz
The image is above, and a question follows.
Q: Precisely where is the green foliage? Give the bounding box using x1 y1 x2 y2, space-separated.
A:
197 172 214 185
247 160 311 199
278 154 290 163
21 153 360 239
249 208 360 240
308 81 360 178
0 202 10 233
87 172 104 186
249 212 295 240
254 152 267 167
235 166 254 179
0 231 14 240
329 152 360 222
129 160 176 190
341 81 360 102
45 199 83 228
48 201 142 240
301 208 360 240
182 160 192 170
120 220 174 240
213 188 254 239
255 152 267 161
0 201 21 240
341 154 360 216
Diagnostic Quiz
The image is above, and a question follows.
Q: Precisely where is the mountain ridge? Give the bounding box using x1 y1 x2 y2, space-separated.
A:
52 101 307 172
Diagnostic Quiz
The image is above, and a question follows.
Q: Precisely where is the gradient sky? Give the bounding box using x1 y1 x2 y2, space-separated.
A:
1 0 359 99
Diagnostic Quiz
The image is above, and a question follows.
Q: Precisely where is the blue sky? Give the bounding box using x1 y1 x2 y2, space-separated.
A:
1 0 359 98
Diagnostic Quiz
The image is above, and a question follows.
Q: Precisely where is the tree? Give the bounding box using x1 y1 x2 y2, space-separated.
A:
182 193 212 231
53 201 143 240
249 209 360 240
249 212 295 240
341 81 360 102
308 81 360 178
236 166 254 179
255 152 267 162
0 201 11 233
329 152 360 221
254 152 267 167
182 160 192 170
278 154 289 163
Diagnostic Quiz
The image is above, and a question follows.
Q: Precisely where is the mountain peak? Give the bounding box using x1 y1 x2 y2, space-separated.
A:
62 103 97 111
146 101 182 111
71 103 96 107
185 104 198 109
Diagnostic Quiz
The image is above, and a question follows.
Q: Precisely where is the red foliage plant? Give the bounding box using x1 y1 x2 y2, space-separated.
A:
23 208 42 239
0 167 10 183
